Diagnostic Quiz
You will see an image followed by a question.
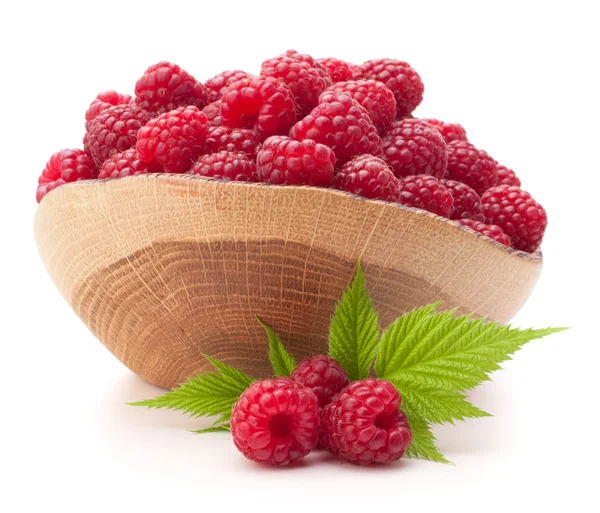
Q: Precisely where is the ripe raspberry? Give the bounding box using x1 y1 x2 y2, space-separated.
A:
204 70 253 103
422 118 468 144
256 136 335 186
321 378 412 465
398 175 454 217
202 101 222 126
290 356 349 408
441 178 485 221
230 377 319 466
328 80 396 133
98 149 162 179
354 59 424 118
260 55 332 117
382 118 447 178
290 92 382 164
190 151 257 182
220 76 296 139
446 141 498 195
458 219 513 247
481 185 547 252
83 104 151 168
317 57 354 83
332 155 399 201
136 106 209 173
283 50 332 81
495 164 521 187
85 91 132 129
205 126 261 159
134 61 207 115
36 149 97 202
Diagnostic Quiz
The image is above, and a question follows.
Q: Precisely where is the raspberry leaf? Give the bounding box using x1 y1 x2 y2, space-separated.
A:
190 425 230 435
328 263 379 381
402 406 451 464
258 317 297 377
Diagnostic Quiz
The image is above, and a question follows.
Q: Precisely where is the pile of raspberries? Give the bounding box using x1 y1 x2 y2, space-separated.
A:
231 355 412 466
36 51 547 253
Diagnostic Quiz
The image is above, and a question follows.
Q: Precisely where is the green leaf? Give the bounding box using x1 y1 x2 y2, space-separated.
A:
328 263 379 380
403 406 451 464
258 317 296 376
190 425 230 434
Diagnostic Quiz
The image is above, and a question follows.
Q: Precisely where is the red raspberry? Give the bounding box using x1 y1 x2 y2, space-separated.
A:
398 175 454 217
290 356 349 408
422 118 468 144
354 59 424 118
230 377 319 466
83 104 151 168
481 185 547 253
328 80 396 134
36 149 97 202
332 155 399 201
136 106 209 173
458 219 513 247
256 136 335 186
98 149 162 179
446 141 498 195
441 178 485 221
321 378 412 465
495 164 521 187
205 126 261 159
283 50 332 81
202 101 222 126
204 70 253 103
85 91 132 129
220 76 296 139
189 151 257 182
290 92 382 164
382 118 447 178
134 61 207 115
317 57 354 83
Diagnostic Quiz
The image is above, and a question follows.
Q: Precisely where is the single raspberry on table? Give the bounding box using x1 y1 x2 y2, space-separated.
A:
205 126 261 159
84 104 151 168
290 92 382 164
134 61 207 115
202 101 222 126
354 59 424 118
382 118 447 178
457 219 513 247
481 185 547 253
495 164 521 187
422 118 468 144
317 57 354 83
398 175 454 217
36 149 97 202
332 155 399 201
441 178 484 221
290 356 349 408
220 76 296 139
204 70 253 103
446 140 498 195
256 136 335 187
320 378 412 465
136 106 210 173
189 151 257 182
98 149 162 179
230 377 319 466
328 80 396 134
85 91 132 129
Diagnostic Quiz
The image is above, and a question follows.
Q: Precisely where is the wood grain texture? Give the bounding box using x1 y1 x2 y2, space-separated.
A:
34 174 543 389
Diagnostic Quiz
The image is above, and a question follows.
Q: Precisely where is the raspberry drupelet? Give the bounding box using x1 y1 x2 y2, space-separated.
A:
36 149 97 202
290 356 349 408
189 151 257 182
398 175 454 217
457 219 513 247
332 155 399 201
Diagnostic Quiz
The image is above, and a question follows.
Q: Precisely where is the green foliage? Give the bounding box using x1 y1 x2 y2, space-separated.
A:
258 317 296 377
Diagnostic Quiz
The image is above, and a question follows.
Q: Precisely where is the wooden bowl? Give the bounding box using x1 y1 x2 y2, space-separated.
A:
34 174 542 389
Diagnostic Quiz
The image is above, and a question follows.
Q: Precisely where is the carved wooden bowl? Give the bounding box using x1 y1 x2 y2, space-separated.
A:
34 174 542 389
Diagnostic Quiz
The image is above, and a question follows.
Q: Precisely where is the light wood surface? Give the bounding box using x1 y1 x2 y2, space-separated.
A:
34 175 543 389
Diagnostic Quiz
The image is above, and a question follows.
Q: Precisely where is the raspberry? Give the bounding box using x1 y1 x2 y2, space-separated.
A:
446 141 498 195
134 61 207 115
328 80 396 134
441 178 485 221
98 149 162 179
495 164 521 187
260 55 332 117
316 57 354 83
36 149 97 202
220 76 296 139
189 151 257 182
136 106 209 173
481 185 547 252
332 155 399 201
398 175 454 217
84 104 151 168
382 118 447 178
202 101 222 126
458 219 513 247
290 356 349 408
321 379 412 465
204 70 253 103
354 59 424 118
230 378 319 466
422 118 468 144
205 126 261 159
85 91 132 129
256 136 335 186
283 50 332 81
290 92 382 164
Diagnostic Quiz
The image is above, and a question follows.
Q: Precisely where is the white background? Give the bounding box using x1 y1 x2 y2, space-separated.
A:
1 1 598 511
